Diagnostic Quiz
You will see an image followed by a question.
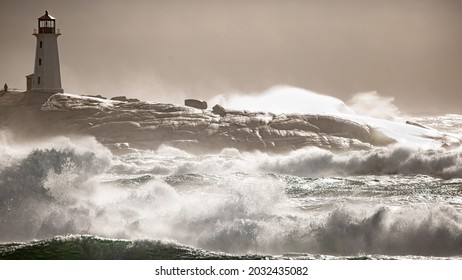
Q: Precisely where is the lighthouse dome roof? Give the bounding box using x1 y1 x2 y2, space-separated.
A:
38 11 55 20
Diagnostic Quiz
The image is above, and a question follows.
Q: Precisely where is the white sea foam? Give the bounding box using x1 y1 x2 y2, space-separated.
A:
1 134 462 256
111 144 462 179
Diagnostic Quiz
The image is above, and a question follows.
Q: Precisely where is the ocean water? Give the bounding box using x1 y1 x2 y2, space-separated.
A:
0 113 462 260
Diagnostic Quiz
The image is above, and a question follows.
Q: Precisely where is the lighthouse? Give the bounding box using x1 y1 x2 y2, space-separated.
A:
26 11 63 93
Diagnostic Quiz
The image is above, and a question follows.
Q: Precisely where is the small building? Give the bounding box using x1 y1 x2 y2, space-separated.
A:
26 74 34 91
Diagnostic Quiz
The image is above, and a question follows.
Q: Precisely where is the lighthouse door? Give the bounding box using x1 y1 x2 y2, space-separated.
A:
27 76 32 91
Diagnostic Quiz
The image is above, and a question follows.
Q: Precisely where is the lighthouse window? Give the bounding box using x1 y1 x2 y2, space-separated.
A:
40 41 42 48
37 77 41 84
39 59 42 66
39 21 54 28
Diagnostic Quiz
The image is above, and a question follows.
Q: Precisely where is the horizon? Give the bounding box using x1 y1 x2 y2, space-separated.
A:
1 0 461 114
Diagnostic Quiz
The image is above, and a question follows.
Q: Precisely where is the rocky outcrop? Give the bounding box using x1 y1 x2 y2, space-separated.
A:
16 93 399 152
2 91 459 153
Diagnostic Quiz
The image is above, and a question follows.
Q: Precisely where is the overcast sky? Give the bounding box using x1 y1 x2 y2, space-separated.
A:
1 0 461 113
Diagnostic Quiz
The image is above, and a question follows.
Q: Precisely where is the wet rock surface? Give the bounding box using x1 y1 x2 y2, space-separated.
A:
1 93 397 152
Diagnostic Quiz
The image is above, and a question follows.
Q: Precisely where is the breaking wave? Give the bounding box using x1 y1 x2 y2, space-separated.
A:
258 145 462 179
0 136 111 241
113 144 462 179
1 134 462 258
0 235 261 260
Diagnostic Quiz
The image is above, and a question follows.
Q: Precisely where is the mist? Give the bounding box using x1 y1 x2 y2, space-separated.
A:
347 91 402 120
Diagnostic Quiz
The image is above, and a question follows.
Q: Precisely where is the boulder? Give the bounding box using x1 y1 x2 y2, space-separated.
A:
111 96 129 102
84 94 106 99
185 99 207 110
212 104 227 117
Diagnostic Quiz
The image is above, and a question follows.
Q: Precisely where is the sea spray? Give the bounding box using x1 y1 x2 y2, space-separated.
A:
0 136 111 241
347 91 402 120
210 86 354 115
211 86 461 148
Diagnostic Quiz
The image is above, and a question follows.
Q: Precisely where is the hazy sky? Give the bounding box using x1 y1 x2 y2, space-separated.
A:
1 0 461 113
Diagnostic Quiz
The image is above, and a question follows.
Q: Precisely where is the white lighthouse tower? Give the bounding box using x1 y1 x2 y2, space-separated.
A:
26 11 63 93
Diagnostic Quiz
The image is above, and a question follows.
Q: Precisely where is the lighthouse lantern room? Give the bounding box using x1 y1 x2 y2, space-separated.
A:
38 11 56 34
